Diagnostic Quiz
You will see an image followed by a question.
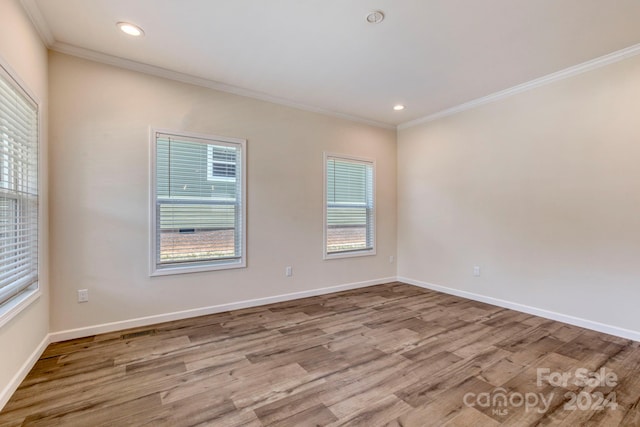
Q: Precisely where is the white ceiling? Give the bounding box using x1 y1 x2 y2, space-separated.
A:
24 0 640 127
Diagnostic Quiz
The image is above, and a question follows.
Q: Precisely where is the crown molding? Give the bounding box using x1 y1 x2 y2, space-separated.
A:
18 0 640 132
17 0 394 129
398 42 640 130
19 0 54 46
49 42 395 130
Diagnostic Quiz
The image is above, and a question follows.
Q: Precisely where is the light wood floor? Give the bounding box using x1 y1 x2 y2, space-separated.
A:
1 282 639 426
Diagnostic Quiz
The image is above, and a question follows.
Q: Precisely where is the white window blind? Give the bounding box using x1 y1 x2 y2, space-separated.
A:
151 131 246 275
325 155 375 257
0 65 39 307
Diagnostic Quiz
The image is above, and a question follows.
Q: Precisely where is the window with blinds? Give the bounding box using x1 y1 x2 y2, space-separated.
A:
0 65 39 309
151 130 246 275
324 154 375 258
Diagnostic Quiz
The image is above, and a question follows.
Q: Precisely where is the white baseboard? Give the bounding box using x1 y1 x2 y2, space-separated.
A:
399 276 640 342
0 333 50 411
49 277 397 343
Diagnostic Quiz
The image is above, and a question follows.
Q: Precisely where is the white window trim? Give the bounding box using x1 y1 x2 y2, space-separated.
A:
149 127 247 276
0 55 41 327
0 286 41 329
323 152 376 260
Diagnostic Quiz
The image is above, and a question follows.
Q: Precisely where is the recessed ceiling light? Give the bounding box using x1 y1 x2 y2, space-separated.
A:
393 105 405 111
366 10 385 24
117 22 144 37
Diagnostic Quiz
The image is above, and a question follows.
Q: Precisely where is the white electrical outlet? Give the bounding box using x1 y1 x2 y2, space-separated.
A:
473 266 481 277
77 289 89 303
389 256 394 263
285 266 292 277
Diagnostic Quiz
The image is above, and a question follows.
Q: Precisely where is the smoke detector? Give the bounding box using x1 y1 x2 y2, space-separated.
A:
366 10 385 24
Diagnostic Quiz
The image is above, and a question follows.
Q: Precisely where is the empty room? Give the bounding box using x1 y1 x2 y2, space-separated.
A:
1 0 640 425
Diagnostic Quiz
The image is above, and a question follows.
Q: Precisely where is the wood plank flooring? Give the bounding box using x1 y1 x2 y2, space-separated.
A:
1 282 639 426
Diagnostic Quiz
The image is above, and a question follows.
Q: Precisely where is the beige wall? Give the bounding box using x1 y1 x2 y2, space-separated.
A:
8 1 638 402
48 52 397 332
398 54 640 332
0 0 49 401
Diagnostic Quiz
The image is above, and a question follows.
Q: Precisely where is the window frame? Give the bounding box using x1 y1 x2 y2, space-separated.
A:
0 58 41 328
149 128 247 276
323 152 376 260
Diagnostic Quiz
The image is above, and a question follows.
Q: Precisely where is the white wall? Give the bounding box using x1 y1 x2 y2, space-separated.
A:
398 54 640 333
48 52 397 333
0 0 49 406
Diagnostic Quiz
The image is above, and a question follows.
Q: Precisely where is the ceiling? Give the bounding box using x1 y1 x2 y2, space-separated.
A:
23 0 640 127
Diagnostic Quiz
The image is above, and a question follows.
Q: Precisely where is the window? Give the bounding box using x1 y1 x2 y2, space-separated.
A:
151 130 246 275
0 64 39 314
207 145 237 181
324 154 375 258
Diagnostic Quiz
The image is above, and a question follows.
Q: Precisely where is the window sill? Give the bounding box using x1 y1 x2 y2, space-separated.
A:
150 259 246 276
324 249 376 260
0 287 41 329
